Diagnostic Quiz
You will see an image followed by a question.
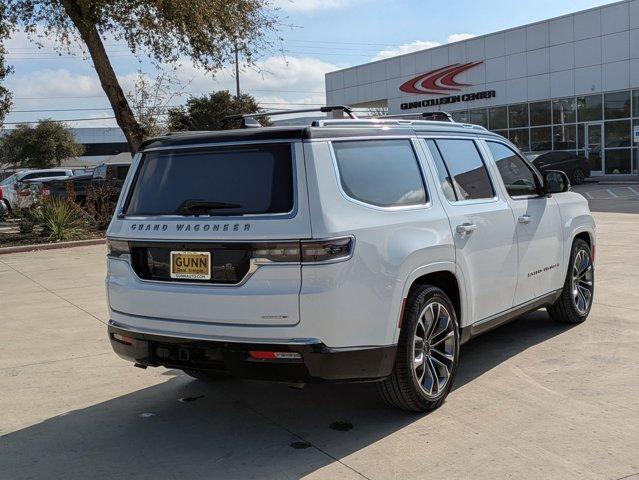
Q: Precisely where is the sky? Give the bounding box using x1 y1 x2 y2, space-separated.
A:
1 0 621 128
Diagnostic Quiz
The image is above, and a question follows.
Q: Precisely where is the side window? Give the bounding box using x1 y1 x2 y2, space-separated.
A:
425 140 456 202
434 139 495 201
332 140 427 207
487 142 539 197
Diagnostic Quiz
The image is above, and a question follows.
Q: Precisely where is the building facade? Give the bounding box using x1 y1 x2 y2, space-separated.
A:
325 0 639 176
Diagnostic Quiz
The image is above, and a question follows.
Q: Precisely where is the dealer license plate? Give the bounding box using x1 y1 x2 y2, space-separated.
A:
170 251 211 280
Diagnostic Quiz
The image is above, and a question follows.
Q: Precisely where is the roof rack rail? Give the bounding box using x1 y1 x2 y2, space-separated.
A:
220 105 357 129
380 111 455 122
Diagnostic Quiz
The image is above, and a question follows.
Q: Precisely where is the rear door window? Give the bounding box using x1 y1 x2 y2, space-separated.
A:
433 139 495 201
332 139 427 207
125 143 294 216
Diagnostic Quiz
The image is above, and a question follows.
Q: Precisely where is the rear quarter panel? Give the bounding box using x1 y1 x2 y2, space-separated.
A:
553 191 596 270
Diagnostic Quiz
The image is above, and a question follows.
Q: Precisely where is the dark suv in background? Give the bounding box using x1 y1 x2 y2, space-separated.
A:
528 151 590 185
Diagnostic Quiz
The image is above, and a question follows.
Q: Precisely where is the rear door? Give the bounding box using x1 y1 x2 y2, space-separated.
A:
482 140 564 304
107 141 311 326
423 138 518 324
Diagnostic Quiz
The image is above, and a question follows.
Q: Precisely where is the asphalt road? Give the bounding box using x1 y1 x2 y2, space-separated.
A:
1 194 638 480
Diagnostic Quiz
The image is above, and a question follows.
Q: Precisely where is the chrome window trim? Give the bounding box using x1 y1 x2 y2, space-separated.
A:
327 138 432 212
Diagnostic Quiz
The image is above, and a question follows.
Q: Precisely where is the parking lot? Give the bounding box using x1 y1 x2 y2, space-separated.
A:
1 187 638 480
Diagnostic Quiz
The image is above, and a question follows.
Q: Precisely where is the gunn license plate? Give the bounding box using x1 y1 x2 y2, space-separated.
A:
170 251 211 280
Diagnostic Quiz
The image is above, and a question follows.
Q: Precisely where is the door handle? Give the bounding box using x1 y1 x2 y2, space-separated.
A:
456 223 477 236
518 214 532 224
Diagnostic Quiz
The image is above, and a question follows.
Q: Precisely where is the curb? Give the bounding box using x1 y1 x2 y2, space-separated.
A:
0 237 106 255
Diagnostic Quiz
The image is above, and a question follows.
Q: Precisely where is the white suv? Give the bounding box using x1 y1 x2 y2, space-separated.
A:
106 114 595 412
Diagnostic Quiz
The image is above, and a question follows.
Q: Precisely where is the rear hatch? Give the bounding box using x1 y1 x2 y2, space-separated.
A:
107 141 311 327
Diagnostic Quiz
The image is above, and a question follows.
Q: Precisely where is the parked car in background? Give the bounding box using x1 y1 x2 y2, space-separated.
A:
41 162 130 203
527 152 590 185
0 169 74 213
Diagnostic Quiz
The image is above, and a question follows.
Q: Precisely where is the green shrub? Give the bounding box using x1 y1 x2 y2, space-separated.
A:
33 197 89 242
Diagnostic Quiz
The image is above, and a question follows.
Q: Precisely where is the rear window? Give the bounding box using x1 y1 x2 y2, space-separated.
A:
125 144 294 216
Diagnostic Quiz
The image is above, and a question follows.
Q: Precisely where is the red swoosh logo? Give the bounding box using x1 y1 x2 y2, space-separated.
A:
399 61 484 95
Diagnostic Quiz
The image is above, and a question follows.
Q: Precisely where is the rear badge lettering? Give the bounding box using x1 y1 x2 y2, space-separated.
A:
131 223 250 233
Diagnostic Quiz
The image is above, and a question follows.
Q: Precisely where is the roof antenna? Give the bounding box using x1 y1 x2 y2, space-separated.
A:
240 117 261 129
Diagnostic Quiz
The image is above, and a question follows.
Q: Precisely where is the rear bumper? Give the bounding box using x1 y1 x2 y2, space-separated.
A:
108 322 396 383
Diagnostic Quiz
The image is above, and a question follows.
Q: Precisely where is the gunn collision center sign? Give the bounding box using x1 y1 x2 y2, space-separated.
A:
399 61 495 110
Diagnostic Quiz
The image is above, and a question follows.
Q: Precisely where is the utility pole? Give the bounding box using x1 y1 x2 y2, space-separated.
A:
234 41 240 98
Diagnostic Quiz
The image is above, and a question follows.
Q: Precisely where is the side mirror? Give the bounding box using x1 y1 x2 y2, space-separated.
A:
543 170 570 194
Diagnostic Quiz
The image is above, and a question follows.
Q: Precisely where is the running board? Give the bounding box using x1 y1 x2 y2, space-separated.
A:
460 289 562 344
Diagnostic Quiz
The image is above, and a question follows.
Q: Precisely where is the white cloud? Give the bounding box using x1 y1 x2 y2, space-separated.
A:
447 33 476 43
270 0 359 12
372 40 441 61
371 34 476 61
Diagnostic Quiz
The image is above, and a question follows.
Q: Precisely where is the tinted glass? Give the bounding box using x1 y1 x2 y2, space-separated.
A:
488 142 538 197
451 110 469 123
605 149 631 174
604 91 630 119
126 144 294 216
553 97 576 124
116 166 130 181
530 126 552 151
633 90 639 117
530 101 552 126
426 140 456 202
470 108 488 128
508 103 529 128
605 120 631 148
489 106 507 130
553 124 576 150
333 140 426 207
577 94 603 122
508 128 530 151
435 139 494 201
22 171 64 180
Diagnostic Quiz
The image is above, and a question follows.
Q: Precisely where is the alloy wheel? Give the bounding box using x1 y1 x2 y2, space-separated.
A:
412 301 456 398
572 249 593 315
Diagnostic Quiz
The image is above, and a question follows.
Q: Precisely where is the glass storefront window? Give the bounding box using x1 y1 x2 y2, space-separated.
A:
605 120 631 148
492 129 508 139
470 108 488 128
451 110 469 123
530 126 552 151
577 94 603 122
530 101 551 126
633 90 639 117
577 123 586 150
605 149 631 174
489 106 507 130
508 128 530 151
604 91 630 119
508 103 529 128
553 124 576 150
553 97 576 124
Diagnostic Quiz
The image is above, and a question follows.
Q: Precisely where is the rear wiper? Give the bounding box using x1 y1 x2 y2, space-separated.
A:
176 200 243 216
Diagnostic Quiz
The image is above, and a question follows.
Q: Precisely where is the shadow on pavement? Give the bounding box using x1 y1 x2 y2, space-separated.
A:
1 311 572 480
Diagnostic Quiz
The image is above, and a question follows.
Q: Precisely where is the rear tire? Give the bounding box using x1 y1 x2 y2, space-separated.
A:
547 238 594 324
377 285 459 412
183 369 233 381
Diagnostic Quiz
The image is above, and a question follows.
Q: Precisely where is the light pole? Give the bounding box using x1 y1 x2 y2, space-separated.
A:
234 41 240 98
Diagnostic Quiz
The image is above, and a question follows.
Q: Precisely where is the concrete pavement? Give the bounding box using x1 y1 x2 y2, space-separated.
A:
1 209 638 479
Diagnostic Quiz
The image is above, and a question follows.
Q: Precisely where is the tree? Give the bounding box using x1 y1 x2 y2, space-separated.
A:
0 5 12 128
2 1 278 153
0 119 85 169
167 90 269 131
126 69 190 140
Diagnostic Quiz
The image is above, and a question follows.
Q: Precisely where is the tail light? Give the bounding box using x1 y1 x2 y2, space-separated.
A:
0 186 3 201
107 238 130 258
251 237 354 264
